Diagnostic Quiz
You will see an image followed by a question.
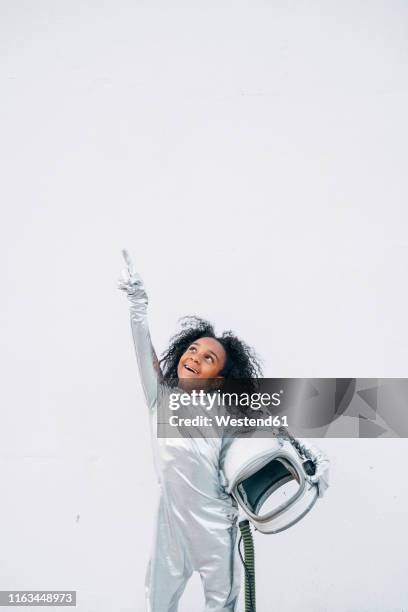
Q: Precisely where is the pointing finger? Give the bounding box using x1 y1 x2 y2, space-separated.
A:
121 248 135 275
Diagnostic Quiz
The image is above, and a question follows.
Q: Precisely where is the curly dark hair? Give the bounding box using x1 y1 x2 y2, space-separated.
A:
159 316 263 389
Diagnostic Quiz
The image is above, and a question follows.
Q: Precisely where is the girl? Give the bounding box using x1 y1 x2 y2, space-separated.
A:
118 250 262 612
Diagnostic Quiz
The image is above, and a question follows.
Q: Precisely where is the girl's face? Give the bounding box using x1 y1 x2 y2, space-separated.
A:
177 337 227 380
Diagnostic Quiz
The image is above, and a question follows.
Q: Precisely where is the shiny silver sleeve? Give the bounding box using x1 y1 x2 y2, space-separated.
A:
118 266 161 411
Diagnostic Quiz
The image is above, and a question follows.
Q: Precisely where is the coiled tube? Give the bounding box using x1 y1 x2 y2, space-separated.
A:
238 519 256 612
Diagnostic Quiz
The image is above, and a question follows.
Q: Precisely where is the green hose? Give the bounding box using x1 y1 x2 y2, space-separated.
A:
238 519 256 612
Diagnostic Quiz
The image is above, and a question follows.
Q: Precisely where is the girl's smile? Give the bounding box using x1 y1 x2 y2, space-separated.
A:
177 337 227 380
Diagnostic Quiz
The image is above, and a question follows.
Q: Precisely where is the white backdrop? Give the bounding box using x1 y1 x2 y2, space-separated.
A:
1 1 408 610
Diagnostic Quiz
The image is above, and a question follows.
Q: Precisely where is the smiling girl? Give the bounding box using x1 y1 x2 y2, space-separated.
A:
118 250 262 612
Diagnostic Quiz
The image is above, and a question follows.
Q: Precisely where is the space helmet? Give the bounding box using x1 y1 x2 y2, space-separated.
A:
222 435 321 534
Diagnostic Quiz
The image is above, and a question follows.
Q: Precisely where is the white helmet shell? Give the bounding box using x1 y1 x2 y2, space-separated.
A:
222 436 319 534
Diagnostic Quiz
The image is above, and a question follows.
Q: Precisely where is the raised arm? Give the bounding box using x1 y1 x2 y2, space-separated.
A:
118 250 162 411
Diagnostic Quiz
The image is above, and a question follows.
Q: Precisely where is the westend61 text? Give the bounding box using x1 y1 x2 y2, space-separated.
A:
168 414 288 427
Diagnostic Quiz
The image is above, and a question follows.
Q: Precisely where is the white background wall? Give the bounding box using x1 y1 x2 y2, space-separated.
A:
1 1 407 610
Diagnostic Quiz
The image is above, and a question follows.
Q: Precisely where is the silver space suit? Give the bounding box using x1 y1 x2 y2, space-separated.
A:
118 260 241 612
118 252 329 611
